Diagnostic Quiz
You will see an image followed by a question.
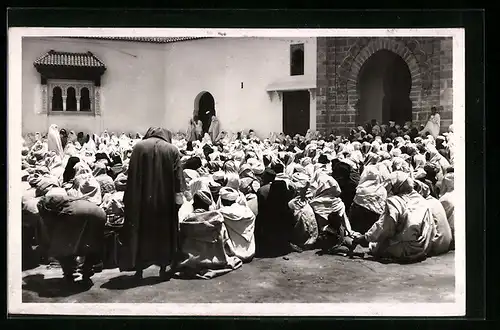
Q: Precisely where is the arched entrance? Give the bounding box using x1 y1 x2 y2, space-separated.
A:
194 91 216 134
356 50 412 126
345 38 423 129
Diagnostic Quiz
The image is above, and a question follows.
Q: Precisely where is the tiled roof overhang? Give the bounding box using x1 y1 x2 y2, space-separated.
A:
69 36 208 44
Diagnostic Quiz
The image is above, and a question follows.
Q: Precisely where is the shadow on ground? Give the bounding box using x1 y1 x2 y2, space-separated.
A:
22 274 93 298
362 255 429 265
22 250 456 303
101 274 169 290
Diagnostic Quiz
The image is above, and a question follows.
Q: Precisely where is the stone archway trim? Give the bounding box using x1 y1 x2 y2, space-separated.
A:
346 38 423 122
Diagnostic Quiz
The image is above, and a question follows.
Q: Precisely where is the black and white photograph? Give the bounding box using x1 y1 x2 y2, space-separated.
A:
8 28 465 316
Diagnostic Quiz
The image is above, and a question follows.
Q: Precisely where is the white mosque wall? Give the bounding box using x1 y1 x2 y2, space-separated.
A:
21 36 317 138
22 37 166 135
162 37 317 138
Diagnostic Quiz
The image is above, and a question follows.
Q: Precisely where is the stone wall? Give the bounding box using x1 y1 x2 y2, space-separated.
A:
316 37 453 135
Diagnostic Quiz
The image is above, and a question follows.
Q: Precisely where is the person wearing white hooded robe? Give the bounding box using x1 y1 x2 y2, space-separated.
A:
414 180 452 255
208 116 220 142
439 172 455 247
217 187 256 262
419 107 441 138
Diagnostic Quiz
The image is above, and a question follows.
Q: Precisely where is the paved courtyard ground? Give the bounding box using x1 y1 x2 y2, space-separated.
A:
22 250 455 304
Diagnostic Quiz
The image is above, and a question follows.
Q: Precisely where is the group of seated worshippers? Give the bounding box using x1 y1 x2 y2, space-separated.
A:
22 125 137 283
21 119 456 283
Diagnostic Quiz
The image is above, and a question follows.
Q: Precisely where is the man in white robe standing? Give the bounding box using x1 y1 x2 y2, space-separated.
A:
419 106 441 138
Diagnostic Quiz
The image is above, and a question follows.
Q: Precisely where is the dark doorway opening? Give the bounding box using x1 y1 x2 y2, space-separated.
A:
282 91 310 136
197 92 216 134
356 50 412 126
290 44 305 76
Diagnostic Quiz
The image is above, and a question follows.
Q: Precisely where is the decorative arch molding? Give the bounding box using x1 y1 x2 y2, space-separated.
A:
193 91 216 118
192 90 216 130
344 38 423 116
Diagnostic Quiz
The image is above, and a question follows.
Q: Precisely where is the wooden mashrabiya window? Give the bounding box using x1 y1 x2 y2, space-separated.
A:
34 50 106 116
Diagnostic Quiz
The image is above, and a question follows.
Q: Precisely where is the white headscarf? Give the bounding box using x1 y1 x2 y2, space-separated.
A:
47 124 64 157
353 165 387 215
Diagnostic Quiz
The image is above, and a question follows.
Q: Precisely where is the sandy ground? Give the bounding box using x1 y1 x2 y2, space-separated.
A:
22 249 455 304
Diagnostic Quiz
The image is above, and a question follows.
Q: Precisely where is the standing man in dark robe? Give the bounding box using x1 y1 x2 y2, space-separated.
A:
119 127 184 280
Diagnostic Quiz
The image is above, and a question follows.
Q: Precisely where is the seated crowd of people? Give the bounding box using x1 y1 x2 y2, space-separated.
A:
20 117 456 284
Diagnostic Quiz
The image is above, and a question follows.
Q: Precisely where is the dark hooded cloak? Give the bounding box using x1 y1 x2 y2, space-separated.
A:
59 129 68 149
63 157 81 183
332 161 360 211
255 179 296 257
37 195 106 258
119 127 182 271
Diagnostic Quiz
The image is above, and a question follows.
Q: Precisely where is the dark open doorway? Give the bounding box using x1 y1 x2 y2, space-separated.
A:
356 50 412 126
282 91 310 136
197 92 216 134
